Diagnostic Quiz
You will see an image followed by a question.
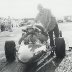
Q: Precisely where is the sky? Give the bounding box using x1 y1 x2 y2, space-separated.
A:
0 0 72 18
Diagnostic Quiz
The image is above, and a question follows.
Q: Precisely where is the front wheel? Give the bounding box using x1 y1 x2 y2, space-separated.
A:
5 41 16 62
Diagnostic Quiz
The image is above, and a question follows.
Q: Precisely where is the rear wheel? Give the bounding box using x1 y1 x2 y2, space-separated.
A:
5 41 16 62
55 37 65 58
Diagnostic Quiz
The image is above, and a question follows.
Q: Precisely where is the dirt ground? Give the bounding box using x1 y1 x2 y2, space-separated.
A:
0 23 72 72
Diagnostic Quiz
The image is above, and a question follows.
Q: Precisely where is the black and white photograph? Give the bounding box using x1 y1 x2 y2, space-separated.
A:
0 0 72 72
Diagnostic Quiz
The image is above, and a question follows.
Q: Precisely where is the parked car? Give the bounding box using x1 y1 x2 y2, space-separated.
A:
57 20 64 23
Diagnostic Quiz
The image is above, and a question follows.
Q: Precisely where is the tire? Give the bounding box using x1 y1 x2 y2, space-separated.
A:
55 37 65 58
59 31 62 37
5 41 16 62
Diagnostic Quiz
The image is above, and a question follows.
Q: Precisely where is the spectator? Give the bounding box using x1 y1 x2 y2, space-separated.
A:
1 24 5 32
35 4 59 55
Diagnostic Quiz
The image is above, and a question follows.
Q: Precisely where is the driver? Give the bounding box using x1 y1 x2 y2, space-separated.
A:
18 24 48 45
